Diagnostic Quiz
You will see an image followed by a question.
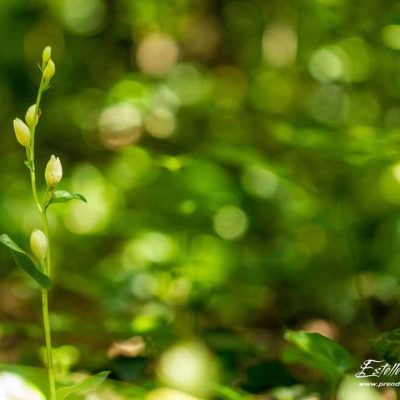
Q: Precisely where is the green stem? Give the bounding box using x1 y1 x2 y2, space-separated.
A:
29 75 45 213
28 72 56 399
41 289 56 400
41 211 52 277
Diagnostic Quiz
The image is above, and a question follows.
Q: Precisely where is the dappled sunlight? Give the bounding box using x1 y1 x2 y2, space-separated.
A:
136 33 179 78
0 372 45 400
337 376 382 400
213 205 249 240
262 23 297 68
98 103 142 149
241 165 279 199
58 0 107 36
382 25 400 50
309 38 371 83
146 388 200 400
157 341 219 398
64 164 120 234
2 0 400 398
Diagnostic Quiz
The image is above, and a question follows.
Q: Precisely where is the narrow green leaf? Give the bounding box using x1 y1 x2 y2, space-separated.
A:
56 371 110 400
47 190 87 208
11 251 52 290
282 330 354 381
0 234 25 253
0 234 51 290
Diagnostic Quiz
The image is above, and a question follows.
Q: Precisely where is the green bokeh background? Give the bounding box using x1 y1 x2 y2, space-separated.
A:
1 0 400 398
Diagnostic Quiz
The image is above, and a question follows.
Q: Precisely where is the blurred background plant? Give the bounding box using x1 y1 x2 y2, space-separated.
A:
2 0 400 398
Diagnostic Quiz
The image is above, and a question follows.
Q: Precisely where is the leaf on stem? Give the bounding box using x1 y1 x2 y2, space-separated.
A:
56 371 110 400
0 234 26 253
282 330 354 381
24 160 33 172
0 234 52 290
46 190 87 209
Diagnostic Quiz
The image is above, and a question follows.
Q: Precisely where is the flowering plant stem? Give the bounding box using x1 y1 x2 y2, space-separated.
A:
41 288 56 400
28 66 56 400
2 46 106 400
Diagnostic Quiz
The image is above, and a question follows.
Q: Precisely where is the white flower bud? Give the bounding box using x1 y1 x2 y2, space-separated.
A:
45 155 63 187
30 229 48 261
43 59 55 81
13 118 31 147
42 46 51 63
25 104 38 128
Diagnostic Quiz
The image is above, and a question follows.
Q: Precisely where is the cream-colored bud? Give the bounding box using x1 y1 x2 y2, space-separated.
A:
45 155 63 187
42 46 51 63
25 104 38 127
13 118 31 147
30 229 48 261
43 59 55 81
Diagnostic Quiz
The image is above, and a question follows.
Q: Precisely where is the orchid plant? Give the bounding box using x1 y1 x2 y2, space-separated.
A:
0 47 109 399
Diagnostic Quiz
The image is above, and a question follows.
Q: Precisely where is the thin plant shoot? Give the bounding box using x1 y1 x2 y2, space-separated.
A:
0 47 109 400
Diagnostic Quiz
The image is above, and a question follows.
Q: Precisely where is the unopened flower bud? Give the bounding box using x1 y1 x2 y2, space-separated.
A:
13 118 31 147
30 229 48 261
45 155 63 187
43 59 55 81
42 46 51 64
25 104 39 127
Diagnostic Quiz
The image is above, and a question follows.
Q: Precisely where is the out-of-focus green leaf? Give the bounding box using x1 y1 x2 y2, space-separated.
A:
282 330 354 381
215 385 253 399
371 329 400 364
56 371 110 399
0 234 51 290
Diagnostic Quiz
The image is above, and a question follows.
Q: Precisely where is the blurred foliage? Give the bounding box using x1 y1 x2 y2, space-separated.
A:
2 0 400 398
283 331 354 382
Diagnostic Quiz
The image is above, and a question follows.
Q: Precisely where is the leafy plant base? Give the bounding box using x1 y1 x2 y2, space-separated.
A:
0 364 147 399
